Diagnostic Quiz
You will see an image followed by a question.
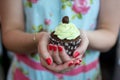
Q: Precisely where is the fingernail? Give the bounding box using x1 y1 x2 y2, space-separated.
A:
79 59 82 62
68 62 73 67
58 46 63 52
75 60 80 66
53 45 57 51
75 62 79 66
46 58 52 65
48 44 53 50
73 51 80 58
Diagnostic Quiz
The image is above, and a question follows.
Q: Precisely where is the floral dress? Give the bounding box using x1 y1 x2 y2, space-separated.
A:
7 0 101 80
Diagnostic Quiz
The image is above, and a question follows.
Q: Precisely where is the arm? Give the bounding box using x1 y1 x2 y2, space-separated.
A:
87 0 120 52
1 0 81 73
0 0 43 54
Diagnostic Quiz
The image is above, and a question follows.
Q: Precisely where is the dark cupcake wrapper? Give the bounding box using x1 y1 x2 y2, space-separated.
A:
49 36 81 56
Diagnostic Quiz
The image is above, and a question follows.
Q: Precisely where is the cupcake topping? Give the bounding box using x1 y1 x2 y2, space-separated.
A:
54 16 80 40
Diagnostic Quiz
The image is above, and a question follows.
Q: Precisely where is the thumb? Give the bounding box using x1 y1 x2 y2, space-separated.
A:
38 32 53 65
73 30 89 58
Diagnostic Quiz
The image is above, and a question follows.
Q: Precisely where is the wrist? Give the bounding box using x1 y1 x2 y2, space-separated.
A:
36 31 49 42
34 31 49 48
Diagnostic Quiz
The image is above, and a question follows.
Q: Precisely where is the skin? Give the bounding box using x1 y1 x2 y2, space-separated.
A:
0 0 120 73
87 0 120 52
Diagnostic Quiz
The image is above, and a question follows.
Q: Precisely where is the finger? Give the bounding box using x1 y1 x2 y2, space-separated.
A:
52 45 63 64
73 58 82 66
73 30 89 58
40 57 60 72
53 60 75 73
48 44 54 55
38 33 53 65
41 57 74 73
58 45 72 62
40 57 57 70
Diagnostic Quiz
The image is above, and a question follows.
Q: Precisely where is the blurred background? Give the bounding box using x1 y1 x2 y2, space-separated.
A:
100 30 120 80
0 22 120 80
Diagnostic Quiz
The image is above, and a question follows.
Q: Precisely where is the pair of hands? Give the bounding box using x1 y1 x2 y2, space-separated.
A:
38 31 89 73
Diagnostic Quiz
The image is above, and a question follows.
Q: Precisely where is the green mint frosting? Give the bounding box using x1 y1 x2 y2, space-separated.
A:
54 23 80 40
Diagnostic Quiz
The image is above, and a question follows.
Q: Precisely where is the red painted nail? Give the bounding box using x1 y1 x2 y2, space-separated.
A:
53 45 57 51
58 46 63 52
48 44 53 50
75 60 80 66
46 58 52 65
73 51 80 58
75 62 79 66
68 62 73 67
79 59 82 62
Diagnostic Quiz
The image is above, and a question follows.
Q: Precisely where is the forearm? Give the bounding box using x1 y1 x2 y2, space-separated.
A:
2 30 46 54
86 29 119 52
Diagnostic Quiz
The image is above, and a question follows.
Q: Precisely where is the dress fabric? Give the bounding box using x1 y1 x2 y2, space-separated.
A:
7 0 101 80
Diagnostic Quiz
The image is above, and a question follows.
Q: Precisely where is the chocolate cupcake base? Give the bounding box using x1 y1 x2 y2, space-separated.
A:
49 32 81 56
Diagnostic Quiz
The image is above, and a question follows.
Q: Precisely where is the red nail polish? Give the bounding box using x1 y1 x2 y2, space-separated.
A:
58 46 63 52
79 59 82 62
46 58 52 65
75 60 80 66
53 45 57 51
48 44 53 50
73 52 80 58
75 62 79 66
68 62 73 67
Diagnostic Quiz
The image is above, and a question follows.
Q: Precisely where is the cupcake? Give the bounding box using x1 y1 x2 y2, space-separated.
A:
49 16 81 56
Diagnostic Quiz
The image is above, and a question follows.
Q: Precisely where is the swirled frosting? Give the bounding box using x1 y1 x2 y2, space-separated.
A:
54 23 80 40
